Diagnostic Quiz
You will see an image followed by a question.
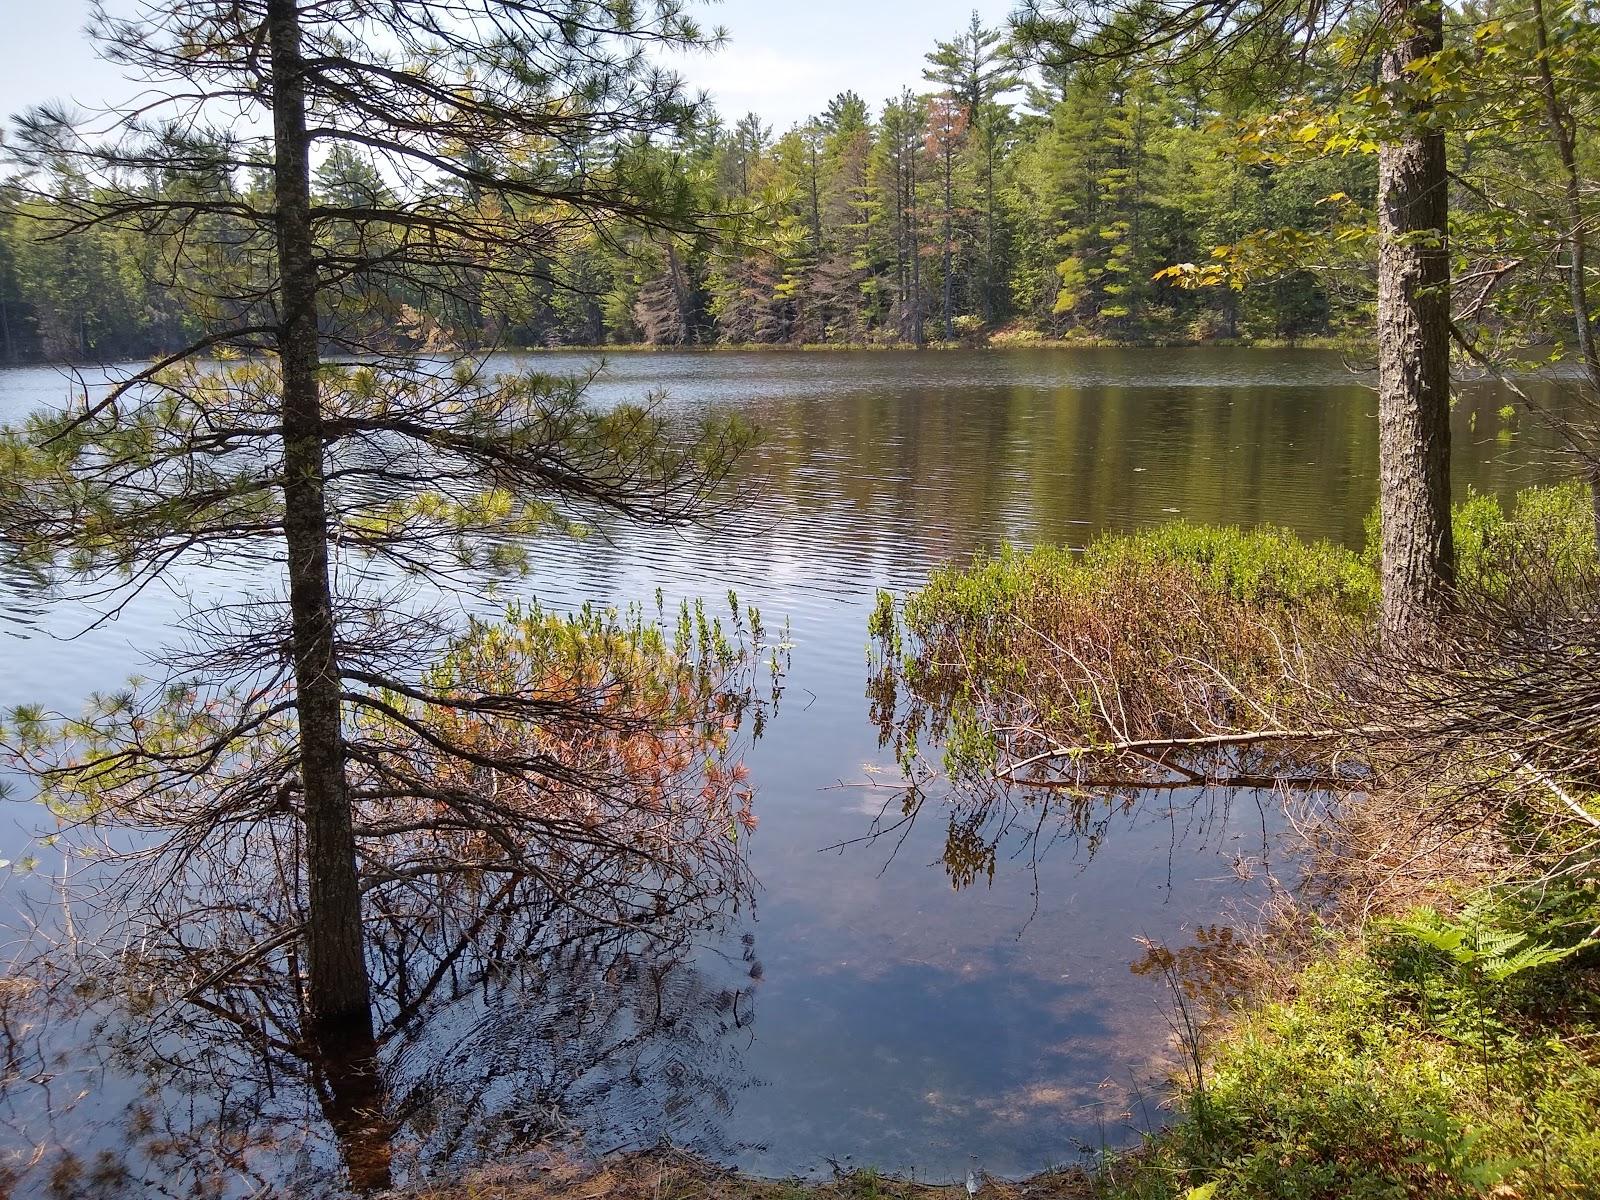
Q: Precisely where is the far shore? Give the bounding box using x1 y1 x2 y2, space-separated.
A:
493 334 1361 354
0 335 1369 372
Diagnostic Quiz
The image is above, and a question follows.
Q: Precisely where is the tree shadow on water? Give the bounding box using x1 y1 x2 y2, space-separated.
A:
0 879 761 1198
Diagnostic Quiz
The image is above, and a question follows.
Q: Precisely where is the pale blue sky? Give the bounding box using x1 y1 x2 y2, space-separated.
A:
2 1 1021 134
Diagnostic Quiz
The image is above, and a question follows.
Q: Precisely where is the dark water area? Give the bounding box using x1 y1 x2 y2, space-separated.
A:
0 349 1571 1192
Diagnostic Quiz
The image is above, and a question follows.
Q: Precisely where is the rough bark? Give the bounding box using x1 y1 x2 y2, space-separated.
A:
266 0 377 1054
1531 0 1600 546
1376 0 1455 645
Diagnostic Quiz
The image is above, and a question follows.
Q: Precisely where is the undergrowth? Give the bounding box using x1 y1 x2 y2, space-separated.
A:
864 480 1600 1200
1098 884 1600 1200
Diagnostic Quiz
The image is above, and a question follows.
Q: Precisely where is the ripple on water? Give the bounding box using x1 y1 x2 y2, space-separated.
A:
0 348 1574 1187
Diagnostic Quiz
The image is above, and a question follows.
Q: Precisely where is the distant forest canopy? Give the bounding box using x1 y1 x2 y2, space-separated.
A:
0 12 1429 362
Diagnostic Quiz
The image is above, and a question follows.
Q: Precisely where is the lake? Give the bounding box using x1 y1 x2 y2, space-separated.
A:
0 348 1567 1190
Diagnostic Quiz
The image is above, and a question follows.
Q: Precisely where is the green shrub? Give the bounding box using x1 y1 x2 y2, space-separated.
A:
1362 480 1596 598
1081 522 1378 613
1102 890 1600 1200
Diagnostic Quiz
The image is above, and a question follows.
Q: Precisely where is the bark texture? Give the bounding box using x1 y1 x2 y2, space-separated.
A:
266 0 376 1046
1376 0 1455 645
1531 0 1600 546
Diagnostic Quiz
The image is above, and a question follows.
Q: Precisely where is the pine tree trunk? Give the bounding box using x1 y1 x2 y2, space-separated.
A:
809 144 822 254
1376 0 1455 645
910 140 924 348
983 122 997 325
942 148 954 341
665 243 694 344
1530 0 1600 546
267 0 377 1053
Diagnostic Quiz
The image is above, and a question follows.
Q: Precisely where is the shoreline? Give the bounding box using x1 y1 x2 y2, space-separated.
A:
490 335 1362 355
0 336 1366 372
408 1146 1105 1200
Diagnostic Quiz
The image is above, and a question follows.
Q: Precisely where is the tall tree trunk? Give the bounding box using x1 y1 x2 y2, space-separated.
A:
665 243 694 344
1376 0 1455 644
808 143 823 255
942 145 954 340
268 5 387 1185
896 158 908 310
983 120 997 325
910 134 924 348
1531 0 1600 546
265 19 388 1188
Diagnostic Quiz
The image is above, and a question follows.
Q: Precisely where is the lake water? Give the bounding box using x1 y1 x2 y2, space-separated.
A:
0 349 1567 1191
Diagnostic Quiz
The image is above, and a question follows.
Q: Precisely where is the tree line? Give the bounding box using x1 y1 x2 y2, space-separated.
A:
2 0 1600 1191
0 9 1384 363
5 7 1590 368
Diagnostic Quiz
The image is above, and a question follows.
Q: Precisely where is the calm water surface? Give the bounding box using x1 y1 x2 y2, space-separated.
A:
0 349 1566 1188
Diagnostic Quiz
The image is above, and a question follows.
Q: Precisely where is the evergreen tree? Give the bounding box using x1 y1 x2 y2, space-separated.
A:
1 3 759 1187
925 11 1021 323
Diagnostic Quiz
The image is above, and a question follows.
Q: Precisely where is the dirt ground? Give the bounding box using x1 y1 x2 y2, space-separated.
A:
405 1146 1102 1200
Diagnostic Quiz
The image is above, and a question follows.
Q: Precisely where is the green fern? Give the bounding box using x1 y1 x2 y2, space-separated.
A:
1388 897 1595 1094
1390 900 1590 984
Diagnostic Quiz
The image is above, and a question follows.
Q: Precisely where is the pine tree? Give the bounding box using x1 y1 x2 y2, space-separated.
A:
2 3 759 1187
925 11 1021 324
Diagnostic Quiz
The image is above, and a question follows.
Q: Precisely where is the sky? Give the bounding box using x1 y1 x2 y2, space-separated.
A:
1 0 1021 134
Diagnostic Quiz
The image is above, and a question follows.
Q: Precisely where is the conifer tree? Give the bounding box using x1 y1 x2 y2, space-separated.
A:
925 11 1020 323
1 6 765 1187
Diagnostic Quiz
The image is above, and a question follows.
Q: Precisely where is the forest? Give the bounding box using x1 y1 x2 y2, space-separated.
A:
0 7 1541 361
2 0 1600 1197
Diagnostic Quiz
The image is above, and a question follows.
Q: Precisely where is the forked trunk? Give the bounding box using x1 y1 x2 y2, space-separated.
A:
1376 0 1455 645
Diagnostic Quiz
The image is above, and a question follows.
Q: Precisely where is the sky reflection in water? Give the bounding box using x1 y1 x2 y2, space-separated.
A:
0 349 1568 1190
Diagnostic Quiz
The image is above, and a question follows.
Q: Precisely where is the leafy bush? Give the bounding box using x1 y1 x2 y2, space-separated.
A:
1105 894 1600 1200
1453 481 1597 597
1361 480 1597 598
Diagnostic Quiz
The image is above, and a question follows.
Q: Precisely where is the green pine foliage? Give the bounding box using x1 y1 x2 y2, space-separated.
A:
0 12 1384 360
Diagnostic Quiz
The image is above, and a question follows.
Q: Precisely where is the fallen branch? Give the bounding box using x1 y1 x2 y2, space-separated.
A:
997 726 1388 781
1513 752 1600 830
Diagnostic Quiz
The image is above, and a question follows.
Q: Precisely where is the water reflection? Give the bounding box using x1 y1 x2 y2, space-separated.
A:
0 349 1578 1185
0 882 758 1196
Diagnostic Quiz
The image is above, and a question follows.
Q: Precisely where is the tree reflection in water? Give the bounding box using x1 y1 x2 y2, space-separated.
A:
0 878 759 1197
0 602 779 1196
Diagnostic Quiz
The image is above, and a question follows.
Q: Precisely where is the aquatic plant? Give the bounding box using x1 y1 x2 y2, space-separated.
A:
867 484 1600 892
